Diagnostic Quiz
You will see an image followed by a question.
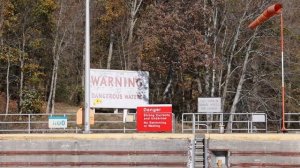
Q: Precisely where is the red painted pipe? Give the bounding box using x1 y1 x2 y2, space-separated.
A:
248 3 282 29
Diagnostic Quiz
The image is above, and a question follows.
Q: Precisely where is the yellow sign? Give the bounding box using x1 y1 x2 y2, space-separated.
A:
93 98 103 106
76 108 95 125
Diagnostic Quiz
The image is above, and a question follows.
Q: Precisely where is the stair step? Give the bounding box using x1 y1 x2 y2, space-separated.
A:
194 137 205 168
194 164 204 167
195 152 204 155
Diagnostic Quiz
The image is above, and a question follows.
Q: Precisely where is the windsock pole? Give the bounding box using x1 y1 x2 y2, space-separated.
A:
248 3 286 132
280 13 286 132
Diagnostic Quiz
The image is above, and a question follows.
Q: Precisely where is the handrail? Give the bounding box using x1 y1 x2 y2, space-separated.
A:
0 113 135 134
0 113 175 134
182 113 268 133
1 112 300 133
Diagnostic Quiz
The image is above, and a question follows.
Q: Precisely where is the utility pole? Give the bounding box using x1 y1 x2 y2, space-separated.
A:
84 0 90 133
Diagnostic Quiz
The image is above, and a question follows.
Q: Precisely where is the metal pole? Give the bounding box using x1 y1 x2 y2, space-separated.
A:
204 138 208 168
28 114 31 134
265 113 268 133
172 113 175 133
192 114 195 134
280 13 286 132
181 114 184 133
84 0 90 133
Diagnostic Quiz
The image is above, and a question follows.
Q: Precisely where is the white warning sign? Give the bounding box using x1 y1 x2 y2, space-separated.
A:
198 97 222 113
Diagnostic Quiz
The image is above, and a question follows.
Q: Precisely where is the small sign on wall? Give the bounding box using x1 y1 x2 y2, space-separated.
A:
48 115 67 129
198 97 222 113
136 104 172 132
252 114 266 122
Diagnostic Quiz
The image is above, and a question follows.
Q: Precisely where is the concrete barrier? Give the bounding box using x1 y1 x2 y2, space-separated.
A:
2 133 300 168
0 134 194 168
205 134 300 168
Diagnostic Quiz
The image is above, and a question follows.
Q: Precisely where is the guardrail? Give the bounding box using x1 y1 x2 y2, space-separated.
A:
0 113 137 134
0 113 176 134
0 113 77 133
1 112 299 134
182 113 268 133
285 113 300 132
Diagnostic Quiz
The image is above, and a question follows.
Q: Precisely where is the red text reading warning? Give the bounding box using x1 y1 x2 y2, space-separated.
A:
137 105 172 132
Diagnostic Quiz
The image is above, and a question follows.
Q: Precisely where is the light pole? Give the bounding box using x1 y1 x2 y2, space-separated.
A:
84 0 91 133
248 3 286 132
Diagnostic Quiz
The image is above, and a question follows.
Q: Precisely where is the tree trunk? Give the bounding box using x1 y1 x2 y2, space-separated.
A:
107 32 114 69
127 0 142 70
226 30 257 132
5 47 10 115
46 1 70 113
51 59 59 114
218 25 227 97
221 4 248 111
211 5 223 97
163 65 173 101
47 5 60 114
46 66 55 113
19 32 25 114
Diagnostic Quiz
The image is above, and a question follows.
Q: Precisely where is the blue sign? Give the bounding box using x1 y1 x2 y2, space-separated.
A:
48 115 68 129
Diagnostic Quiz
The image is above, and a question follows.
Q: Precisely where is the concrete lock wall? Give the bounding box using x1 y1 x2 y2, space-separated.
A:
0 134 194 168
205 134 300 168
2 133 300 168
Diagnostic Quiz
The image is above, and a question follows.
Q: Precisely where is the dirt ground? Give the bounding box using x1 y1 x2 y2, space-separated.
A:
54 102 80 113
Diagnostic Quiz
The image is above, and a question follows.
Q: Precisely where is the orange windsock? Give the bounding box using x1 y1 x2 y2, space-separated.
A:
248 3 282 29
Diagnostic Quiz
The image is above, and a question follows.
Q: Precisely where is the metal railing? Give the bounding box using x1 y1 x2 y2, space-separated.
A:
0 113 176 134
1 112 299 134
91 113 136 133
182 113 268 133
0 113 137 134
285 113 300 132
0 113 78 133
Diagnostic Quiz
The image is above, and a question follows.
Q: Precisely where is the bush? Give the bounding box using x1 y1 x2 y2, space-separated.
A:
21 89 43 113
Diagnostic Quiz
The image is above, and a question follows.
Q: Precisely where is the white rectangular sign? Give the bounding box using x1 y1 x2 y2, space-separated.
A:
198 97 222 113
48 116 67 129
252 114 266 122
90 69 149 109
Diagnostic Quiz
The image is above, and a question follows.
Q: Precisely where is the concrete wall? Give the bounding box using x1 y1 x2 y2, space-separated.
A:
2 133 300 168
205 134 300 168
0 134 194 168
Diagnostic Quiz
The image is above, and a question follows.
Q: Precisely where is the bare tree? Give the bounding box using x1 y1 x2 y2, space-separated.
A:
127 0 143 70
221 2 249 110
46 1 81 113
226 30 257 132
107 32 114 69
0 2 8 114
5 47 10 114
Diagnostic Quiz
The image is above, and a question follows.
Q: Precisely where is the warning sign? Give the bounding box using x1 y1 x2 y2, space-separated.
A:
198 97 222 113
136 105 172 132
